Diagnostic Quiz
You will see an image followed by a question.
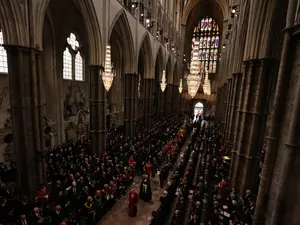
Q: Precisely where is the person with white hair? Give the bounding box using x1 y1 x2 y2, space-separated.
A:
139 175 152 202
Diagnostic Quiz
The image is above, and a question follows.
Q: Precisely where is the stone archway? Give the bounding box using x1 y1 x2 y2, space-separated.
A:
108 10 135 127
194 102 204 116
41 0 98 143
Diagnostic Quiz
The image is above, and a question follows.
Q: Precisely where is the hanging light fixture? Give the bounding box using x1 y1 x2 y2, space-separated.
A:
187 74 201 98
160 70 167 92
187 36 201 98
203 71 211 95
102 44 114 91
178 78 183 93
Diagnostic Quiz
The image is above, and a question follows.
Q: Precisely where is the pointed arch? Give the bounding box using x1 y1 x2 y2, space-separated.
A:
0 0 28 45
109 10 135 73
182 0 228 26
36 0 102 64
138 32 154 79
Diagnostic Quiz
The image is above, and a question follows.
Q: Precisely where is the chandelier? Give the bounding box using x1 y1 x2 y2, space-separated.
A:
203 71 211 95
187 74 201 98
187 38 201 98
178 78 183 93
102 44 114 91
160 70 167 92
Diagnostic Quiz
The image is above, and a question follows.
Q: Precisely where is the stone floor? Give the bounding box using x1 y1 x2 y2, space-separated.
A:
99 176 165 225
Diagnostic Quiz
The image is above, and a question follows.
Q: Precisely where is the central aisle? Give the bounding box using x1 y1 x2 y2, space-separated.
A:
99 176 165 225
99 130 194 225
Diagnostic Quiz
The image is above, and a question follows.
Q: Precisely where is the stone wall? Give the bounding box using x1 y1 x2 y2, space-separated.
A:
0 74 12 164
266 39 300 225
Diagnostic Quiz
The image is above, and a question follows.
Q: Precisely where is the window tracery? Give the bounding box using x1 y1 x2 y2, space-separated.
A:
63 33 84 81
192 17 219 74
0 30 8 73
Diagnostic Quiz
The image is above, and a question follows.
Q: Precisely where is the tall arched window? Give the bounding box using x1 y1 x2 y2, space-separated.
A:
191 17 220 74
0 30 8 73
63 33 84 81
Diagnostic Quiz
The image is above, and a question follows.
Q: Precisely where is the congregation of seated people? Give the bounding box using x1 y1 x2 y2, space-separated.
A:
148 121 256 225
0 115 184 225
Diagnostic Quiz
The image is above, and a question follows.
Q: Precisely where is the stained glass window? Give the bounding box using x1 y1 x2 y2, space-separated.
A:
192 17 220 73
63 33 84 81
75 52 83 81
0 30 8 73
63 48 72 80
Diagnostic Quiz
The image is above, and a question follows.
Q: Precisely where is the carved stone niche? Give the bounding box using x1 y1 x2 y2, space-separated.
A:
1 132 14 163
63 83 87 121
43 116 56 147
65 122 77 141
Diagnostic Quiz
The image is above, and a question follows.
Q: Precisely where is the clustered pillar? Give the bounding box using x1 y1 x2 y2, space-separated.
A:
4 45 46 197
172 84 180 114
89 65 106 156
215 87 222 121
221 83 228 130
230 59 274 192
158 86 165 119
226 73 242 159
143 78 154 129
165 84 174 117
224 78 233 141
253 25 294 225
124 73 138 137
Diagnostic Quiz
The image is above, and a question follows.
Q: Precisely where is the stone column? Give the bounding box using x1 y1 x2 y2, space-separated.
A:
4 45 46 197
172 84 179 114
230 68 248 188
165 84 174 117
219 86 224 121
224 78 233 140
89 65 106 156
253 25 295 225
179 92 183 114
268 50 300 225
221 83 228 129
231 59 274 192
143 78 154 129
227 73 242 158
215 87 221 121
124 73 137 137
150 79 156 119
157 86 165 119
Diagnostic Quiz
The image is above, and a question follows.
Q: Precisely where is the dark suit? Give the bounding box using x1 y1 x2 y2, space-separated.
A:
16 220 29 225
51 211 64 225
0 204 10 223
16 201 32 217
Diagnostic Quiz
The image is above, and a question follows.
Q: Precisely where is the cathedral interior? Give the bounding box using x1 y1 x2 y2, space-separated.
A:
0 0 298 224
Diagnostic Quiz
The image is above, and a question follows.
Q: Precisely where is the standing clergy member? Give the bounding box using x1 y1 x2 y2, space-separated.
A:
128 189 138 217
139 175 152 202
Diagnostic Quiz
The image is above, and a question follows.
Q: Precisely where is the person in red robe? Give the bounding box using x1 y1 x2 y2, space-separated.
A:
145 161 153 178
129 155 135 166
36 184 50 208
218 178 227 198
128 189 138 217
